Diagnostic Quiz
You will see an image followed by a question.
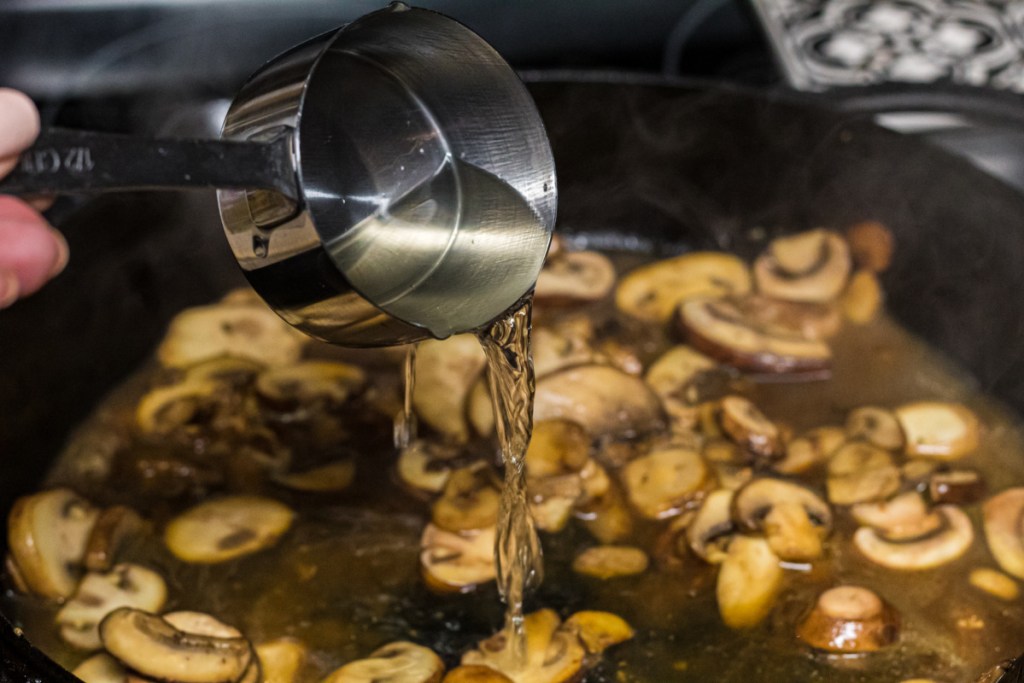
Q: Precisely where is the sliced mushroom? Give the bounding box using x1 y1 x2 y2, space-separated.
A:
982 488 1024 580
716 535 783 629
321 642 444 683
134 381 222 437
164 496 295 564
846 406 904 451
467 377 495 438
84 506 147 573
255 361 366 412
157 303 304 368
181 356 265 388
644 345 718 404
851 492 944 542
615 251 752 324
256 638 308 683
576 480 634 545
895 401 980 460
687 489 736 564
826 442 901 505
73 654 129 683
531 320 599 380
562 611 635 655
7 488 99 599
733 479 832 562
461 609 586 683
57 563 168 651
535 250 616 306
412 336 487 443
796 586 899 653
420 524 496 593
621 447 709 520
841 270 884 324
854 505 974 570
774 426 845 475
100 608 253 683
845 220 895 273
534 365 664 439
718 396 782 462
397 442 464 496
739 295 843 342
524 420 589 478
677 297 831 375
929 469 985 505
432 467 501 533
272 460 356 493
442 666 513 683
754 229 852 303
598 338 644 376
970 568 1020 602
571 546 649 579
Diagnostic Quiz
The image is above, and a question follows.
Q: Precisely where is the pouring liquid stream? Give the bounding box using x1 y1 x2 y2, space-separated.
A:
478 299 543 669
394 344 419 449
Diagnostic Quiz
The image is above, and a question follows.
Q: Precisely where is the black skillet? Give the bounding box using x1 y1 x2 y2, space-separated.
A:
4 79 1024 682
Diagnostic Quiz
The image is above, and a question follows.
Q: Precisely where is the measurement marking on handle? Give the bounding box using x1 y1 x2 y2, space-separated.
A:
19 147 96 175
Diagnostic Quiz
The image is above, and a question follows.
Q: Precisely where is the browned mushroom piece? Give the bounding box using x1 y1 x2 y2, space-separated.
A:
718 396 782 462
572 545 649 579
732 479 832 562
854 506 974 570
841 270 884 324
534 365 664 439
676 297 832 376
461 609 586 683
774 426 845 475
845 220 895 273
527 474 582 533
753 229 852 303
644 345 719 405
83 506 148 573
969 568 1021 602
254 361 366 413
534 250 616 306
716 536 784 629
615 252 752 324
846 406 904 452
928 469 986 505
134 381 222 437
741 294 843 341
796 586 899 653
273 460 357 493
826 442 902 506
181 356 265 388
687 489 737 564
396 441 465 496
255 638 308 683
982 488 1024 580
895 401 980 460
621 447 710 520
531 320 600 380
577 480 635 545
7 488 100 599
524 419 590 478
72 654 129 683
321 642 445 683
157 303 304 369
562 611 635 654
597 338 645 376
851 492 944 542
420 524 496 593
432 467 501 532
412 335 488 443
164 496 295 564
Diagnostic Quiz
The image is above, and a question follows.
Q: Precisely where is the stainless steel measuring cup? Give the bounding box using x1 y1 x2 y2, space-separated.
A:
0 3 556 346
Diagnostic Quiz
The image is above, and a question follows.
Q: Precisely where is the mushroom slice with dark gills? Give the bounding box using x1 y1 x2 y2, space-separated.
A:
99 608 254 683
846 406 905 452
527 474 581 533
273 460 356 493
676 297 831 375
621 446 710 520
982 488 1024 580
753 229 852 303
524 419 590 478
644 345 720 429
156 303 304 369
7 488 100 599
164 496 295 564
420 524 496 593
572 545 649 579
774 426 845 475
733 479 833 562
895 401 980 460
530 317 599 380
534 250 616 306
397 441 466 496
56 563 168 651
254 361 367 413
84 506 148 573
432 466 501 532
134 381 222 437
851 492 945 542
716 535 784 629
412 335 487 444
853 505 974 570
796 586 900 653
826 442 902 506
321 642 445 683
534 365 664 439
461 609 587 683
718 396 783 463
615 251 752 324
687 489 737 564
181 356 264 388
562 611 635 655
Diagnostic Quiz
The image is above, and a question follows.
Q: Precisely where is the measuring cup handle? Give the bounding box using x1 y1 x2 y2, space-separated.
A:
0 127 299 201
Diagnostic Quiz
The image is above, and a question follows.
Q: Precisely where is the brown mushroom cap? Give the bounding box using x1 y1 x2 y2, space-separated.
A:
754 230 852 304
687 489 737 564
845 221 895 273
797 586 899 653
534 365 664 439
535 250 616 306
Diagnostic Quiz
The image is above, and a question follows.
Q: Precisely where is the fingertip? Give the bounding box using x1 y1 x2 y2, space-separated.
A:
0 89 40 159
0 269 20 309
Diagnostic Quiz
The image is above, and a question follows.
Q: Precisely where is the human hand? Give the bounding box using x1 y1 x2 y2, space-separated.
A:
0 88 68 309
